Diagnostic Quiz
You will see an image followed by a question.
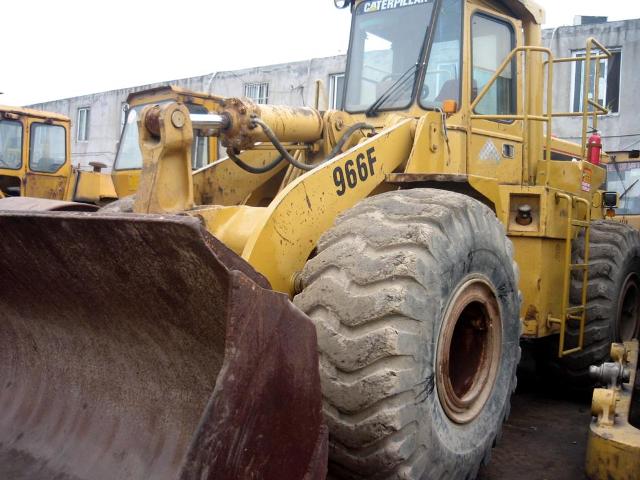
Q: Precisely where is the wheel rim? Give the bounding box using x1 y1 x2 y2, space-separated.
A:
436 277 502 424
618 273 640 341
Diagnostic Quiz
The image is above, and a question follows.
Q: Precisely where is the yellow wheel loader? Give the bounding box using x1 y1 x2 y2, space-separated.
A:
0 105 117 210
2 1 639 479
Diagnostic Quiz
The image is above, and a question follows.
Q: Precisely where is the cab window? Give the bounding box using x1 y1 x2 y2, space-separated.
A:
344 0 435 112
29 123 66 173
115 102 210 171
421 0 463 109
607 161 640 215
471 14 516 115
0 120 23 170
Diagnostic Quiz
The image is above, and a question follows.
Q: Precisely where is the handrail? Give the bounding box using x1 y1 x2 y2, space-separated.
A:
470 46 554 182
581 38 612 158
470 37 612 169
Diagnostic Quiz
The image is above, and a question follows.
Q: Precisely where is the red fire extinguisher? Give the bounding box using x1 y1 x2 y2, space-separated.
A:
587 130 602 165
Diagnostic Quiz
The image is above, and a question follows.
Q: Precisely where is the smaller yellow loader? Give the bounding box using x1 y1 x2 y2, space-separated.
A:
0 105 116 209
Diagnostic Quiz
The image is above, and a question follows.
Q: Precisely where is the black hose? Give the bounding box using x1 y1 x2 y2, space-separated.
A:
236 117 376 174
227 149 285 174
327 122 375 160
252 117 317 171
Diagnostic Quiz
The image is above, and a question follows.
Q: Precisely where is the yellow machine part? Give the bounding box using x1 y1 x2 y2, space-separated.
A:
110 86 225 199
65 169 118 205
586 341 640 480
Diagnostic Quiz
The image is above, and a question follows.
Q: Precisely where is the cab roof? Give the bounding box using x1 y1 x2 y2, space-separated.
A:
352 0 544 25
0 105 70 123
126 85 219 106
496 0 544 25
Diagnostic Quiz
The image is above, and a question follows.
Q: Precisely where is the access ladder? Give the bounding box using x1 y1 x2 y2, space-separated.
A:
548 193 592 357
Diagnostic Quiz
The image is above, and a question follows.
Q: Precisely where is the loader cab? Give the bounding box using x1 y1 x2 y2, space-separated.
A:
111 86 223 198
0 107 72 199
342 0 522 119
343 0 549 186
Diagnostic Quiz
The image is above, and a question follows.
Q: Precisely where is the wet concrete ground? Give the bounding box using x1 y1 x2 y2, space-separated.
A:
479 370 592 480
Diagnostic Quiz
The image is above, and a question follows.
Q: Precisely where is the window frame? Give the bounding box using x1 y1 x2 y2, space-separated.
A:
570 47 622 115
120 103 129 133
329 72 346 110
469 11 518 121
243 82 270 105
29 122 68 174
113 101 212 172
0 119 24 171
76 107 90 142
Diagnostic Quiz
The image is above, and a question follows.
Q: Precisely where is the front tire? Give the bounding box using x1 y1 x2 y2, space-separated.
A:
294 189 521 479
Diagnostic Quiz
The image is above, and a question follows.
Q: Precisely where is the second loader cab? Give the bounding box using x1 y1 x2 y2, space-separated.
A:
112 86 222 198
0 106 72 199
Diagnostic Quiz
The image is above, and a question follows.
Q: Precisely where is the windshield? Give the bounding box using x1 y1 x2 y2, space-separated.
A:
607 161 640 215
0 120 23 170
114 102 209 171
344 0 435 112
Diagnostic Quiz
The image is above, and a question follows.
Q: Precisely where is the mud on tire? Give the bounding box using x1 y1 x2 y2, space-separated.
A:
294 189 521 479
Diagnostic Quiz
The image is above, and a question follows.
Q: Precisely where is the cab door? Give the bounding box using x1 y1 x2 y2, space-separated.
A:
24 119 72 199
468 11 524 185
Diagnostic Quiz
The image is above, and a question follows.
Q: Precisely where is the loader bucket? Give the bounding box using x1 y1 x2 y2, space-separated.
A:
0 211 327 480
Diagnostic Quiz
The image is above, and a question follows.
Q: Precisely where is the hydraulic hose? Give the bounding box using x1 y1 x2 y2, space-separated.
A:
327 122 375 160
252 117 317 171
227 150 285 174
234 117 376 174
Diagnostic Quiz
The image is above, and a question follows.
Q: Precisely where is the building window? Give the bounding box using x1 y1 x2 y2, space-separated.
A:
572 49 621 114
329 73 345 109
77 107 90 142
471 14 516 116
244 82 269 104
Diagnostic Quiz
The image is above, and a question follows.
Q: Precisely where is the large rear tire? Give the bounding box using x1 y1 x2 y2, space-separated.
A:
294 189 521 479
544 220 640 385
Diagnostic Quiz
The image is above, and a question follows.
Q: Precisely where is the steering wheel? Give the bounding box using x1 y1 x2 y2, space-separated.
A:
0 156 11 168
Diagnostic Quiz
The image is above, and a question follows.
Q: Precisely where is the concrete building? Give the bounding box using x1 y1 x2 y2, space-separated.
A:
544 17 640 157
30 56 347 170
28 17 640 169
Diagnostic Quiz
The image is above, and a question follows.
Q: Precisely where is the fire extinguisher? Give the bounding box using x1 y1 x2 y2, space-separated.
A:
587 130 602 165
